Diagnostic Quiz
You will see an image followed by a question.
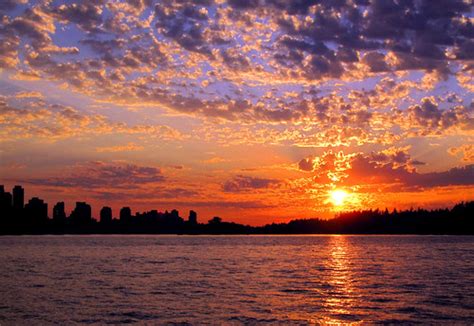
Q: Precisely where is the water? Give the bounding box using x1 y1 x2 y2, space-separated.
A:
0 235 473 324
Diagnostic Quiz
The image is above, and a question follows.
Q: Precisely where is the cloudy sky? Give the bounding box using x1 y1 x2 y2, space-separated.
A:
0 0 473 225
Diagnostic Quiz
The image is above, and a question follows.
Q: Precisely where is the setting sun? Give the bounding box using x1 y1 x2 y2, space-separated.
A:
330 190 349 206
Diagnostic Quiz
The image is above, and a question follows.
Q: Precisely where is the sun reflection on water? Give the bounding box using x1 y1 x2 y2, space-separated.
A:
321 235 363 325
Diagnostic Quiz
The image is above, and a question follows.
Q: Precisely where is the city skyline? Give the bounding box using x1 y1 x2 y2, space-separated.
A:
1 184 473 235
0 184 198 223
0 1 473 225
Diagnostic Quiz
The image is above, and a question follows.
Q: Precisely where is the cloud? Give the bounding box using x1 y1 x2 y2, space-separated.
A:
400 98 474 136
297 150 354 182
95 143 145 153
0 0 471 164
1 0 472 220
347 154 474 190
0 99 184 142
402 165 474 189
22 161 165 189
298 157 315 172
448 144 474 163
168 200 273 209
202 156 229 164
0 0 24 12
0 0 472 132
93 187 198 201
14 91 44 98
222 175 280 193
298 148 474 191
49 3 104 33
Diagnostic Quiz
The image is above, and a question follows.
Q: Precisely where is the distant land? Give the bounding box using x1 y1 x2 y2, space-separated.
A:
1 185 473 235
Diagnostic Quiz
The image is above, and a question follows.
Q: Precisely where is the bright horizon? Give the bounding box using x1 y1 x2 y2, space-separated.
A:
1 0 473 225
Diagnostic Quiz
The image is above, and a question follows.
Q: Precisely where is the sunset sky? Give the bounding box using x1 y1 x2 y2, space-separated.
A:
0 0 473 225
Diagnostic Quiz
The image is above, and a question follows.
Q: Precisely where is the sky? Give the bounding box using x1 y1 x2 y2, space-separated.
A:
0 0 473 225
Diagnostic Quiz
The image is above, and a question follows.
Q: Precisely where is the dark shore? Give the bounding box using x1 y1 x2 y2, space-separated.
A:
2 201 473 236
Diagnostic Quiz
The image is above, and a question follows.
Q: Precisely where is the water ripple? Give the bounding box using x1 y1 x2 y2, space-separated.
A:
0 235 473 324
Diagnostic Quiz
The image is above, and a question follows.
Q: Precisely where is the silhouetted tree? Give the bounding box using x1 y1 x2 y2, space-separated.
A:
1 185 473 235
209 216 222 224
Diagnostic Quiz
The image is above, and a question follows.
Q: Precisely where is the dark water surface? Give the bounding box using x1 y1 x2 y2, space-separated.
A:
0 235 473 324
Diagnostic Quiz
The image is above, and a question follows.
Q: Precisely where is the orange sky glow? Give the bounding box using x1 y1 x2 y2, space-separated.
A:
0 0 473 225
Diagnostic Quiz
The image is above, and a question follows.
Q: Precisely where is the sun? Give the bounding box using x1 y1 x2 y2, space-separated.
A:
330 189 349 206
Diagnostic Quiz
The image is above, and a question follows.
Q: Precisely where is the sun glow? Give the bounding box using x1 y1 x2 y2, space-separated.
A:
330 189 349 206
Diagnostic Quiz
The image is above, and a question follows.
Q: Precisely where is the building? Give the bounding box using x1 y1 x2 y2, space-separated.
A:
170 209 180 221
12 185 24 210
100 206 113 224
0 186 12 209
70 202 92 224
120 207 132 223
0 186 13 219
24 197 48 221
53 202 66 221
188 210 197 225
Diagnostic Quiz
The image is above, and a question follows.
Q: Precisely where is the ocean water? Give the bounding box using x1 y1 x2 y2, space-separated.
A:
0 235 473 324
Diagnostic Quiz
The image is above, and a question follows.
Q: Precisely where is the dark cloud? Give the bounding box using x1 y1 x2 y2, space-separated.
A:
405 165 474 189
223 175 280 192
5 0 470 82
22 161 165 189
362 52 390 73
221 48 251 70
299 148 473 191
93 196 273 209
406 98 474 132
0 0 21 12
133 200 273 209
267 0 473 78
153 1 213 55
350 154 474 190
9 8 53 49
176 200 273 209
0 0 472 140
94 187 198 201
50 2 104 33
298 157 314 172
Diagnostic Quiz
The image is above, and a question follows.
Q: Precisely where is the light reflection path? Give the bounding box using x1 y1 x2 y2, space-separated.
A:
2 236 473 324
320 235 364 325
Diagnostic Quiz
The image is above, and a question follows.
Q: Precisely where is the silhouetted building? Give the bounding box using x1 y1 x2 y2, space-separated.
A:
13 185 24 210
188 210 197 225
70 202 92 224
0 185 12 215
53 202 66 221
120 207 132 223
100 206 113 224
1 184 474 236
171 209 179 220
161 209 184 227
24 197 48 221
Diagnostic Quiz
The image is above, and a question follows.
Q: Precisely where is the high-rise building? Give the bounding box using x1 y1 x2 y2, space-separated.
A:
24 197 48 221
12 185 24 210
0 185 13 219
170 209 180 220
100 206 113 224
120 207 132 222
53 202 66 221
188 210 197 225
70 202 92 224
3 193 12 210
